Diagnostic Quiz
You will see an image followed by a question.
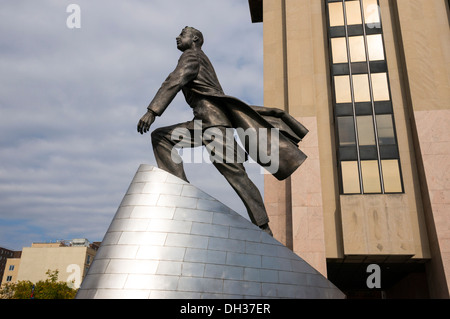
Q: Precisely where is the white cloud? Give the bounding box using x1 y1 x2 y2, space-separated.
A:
0 0 263 250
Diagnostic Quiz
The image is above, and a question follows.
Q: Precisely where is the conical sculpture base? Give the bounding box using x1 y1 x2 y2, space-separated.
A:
76 165 344 299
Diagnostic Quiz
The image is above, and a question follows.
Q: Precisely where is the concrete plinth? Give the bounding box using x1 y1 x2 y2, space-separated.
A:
76 165 344 299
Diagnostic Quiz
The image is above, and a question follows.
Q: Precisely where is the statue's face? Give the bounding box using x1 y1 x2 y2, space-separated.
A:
176 29 195 52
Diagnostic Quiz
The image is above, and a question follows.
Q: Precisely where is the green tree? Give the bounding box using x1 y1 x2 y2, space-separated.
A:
0 269 77 299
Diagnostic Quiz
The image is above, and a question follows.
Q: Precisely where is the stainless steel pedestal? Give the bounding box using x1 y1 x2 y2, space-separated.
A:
76 164 344 299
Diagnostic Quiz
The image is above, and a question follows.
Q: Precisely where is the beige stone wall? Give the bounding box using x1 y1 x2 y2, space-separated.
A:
393 0 450 112
16 246 95 288
291 116 327 276
379 0 431 260
392 0 450 298
414 110 450 266
263 0 287 110
412 110 450 298
31 242 63 248
340 194 415 257
263 0 290 249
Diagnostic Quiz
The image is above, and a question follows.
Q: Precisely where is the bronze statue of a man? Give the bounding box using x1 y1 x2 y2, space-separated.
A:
138 27 308 236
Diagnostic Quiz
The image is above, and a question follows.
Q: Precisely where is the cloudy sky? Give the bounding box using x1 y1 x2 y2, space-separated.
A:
0 0 264 250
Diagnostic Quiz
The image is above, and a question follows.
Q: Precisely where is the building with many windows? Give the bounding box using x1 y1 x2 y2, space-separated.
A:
248 0 449 298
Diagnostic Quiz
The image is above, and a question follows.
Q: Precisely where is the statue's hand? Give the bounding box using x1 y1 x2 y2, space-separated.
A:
137 111 156 134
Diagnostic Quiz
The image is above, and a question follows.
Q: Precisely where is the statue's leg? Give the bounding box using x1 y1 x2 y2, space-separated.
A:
151 121 200 183
203 127 272 234
215 161 270 227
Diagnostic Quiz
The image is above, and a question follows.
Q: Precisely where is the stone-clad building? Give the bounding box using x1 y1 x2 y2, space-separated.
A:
248 0 450 298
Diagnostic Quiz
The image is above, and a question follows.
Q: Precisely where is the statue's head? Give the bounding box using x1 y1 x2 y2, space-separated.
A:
176 26 204 51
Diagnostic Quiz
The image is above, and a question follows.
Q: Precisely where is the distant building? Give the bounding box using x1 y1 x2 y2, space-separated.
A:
0 247 21 286
2 257 21 286
1 239 98 289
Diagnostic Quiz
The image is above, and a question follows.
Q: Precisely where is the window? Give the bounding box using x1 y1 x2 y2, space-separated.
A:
353 74 371 102
327 0 403 194
367 34 384 60
341 161 361 194
331 38 348 63
361 160 382 193
357 116 375 146
349 36 366 62
345 1 363 25
329 2 345 27
363 0 381 26
381 160 403 193
371 73 390 101
337 117 356 146
9 265 14 271
376 114 395 145
334 75 352 103
6 276 12 282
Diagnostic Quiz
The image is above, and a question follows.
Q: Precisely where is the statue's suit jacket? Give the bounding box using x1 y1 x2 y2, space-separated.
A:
147 48 309 180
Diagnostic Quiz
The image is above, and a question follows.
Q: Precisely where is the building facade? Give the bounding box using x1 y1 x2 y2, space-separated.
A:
1 239 98 289
2 258 21 286
249 0 450 298
0 247 21 286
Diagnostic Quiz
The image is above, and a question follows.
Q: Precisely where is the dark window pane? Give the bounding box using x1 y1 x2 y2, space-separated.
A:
374 101 392 114
376 114 396 145
330 27 346 38
365 25 382 35
379 145 399 159
347 25 364 36
370 61 388 73
357 115 376 146
359 146 378 160
355 102 373 115
339 146 358 161
351 62 368 74
338 117 356 146
336 103 354 116
332 63 350 75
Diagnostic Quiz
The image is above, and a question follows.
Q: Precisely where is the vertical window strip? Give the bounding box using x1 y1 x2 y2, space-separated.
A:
358 0 385 193
342 0 364 194
327 0 403 195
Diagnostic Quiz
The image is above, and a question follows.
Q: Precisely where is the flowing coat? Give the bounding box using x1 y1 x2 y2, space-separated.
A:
147 48 308 180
